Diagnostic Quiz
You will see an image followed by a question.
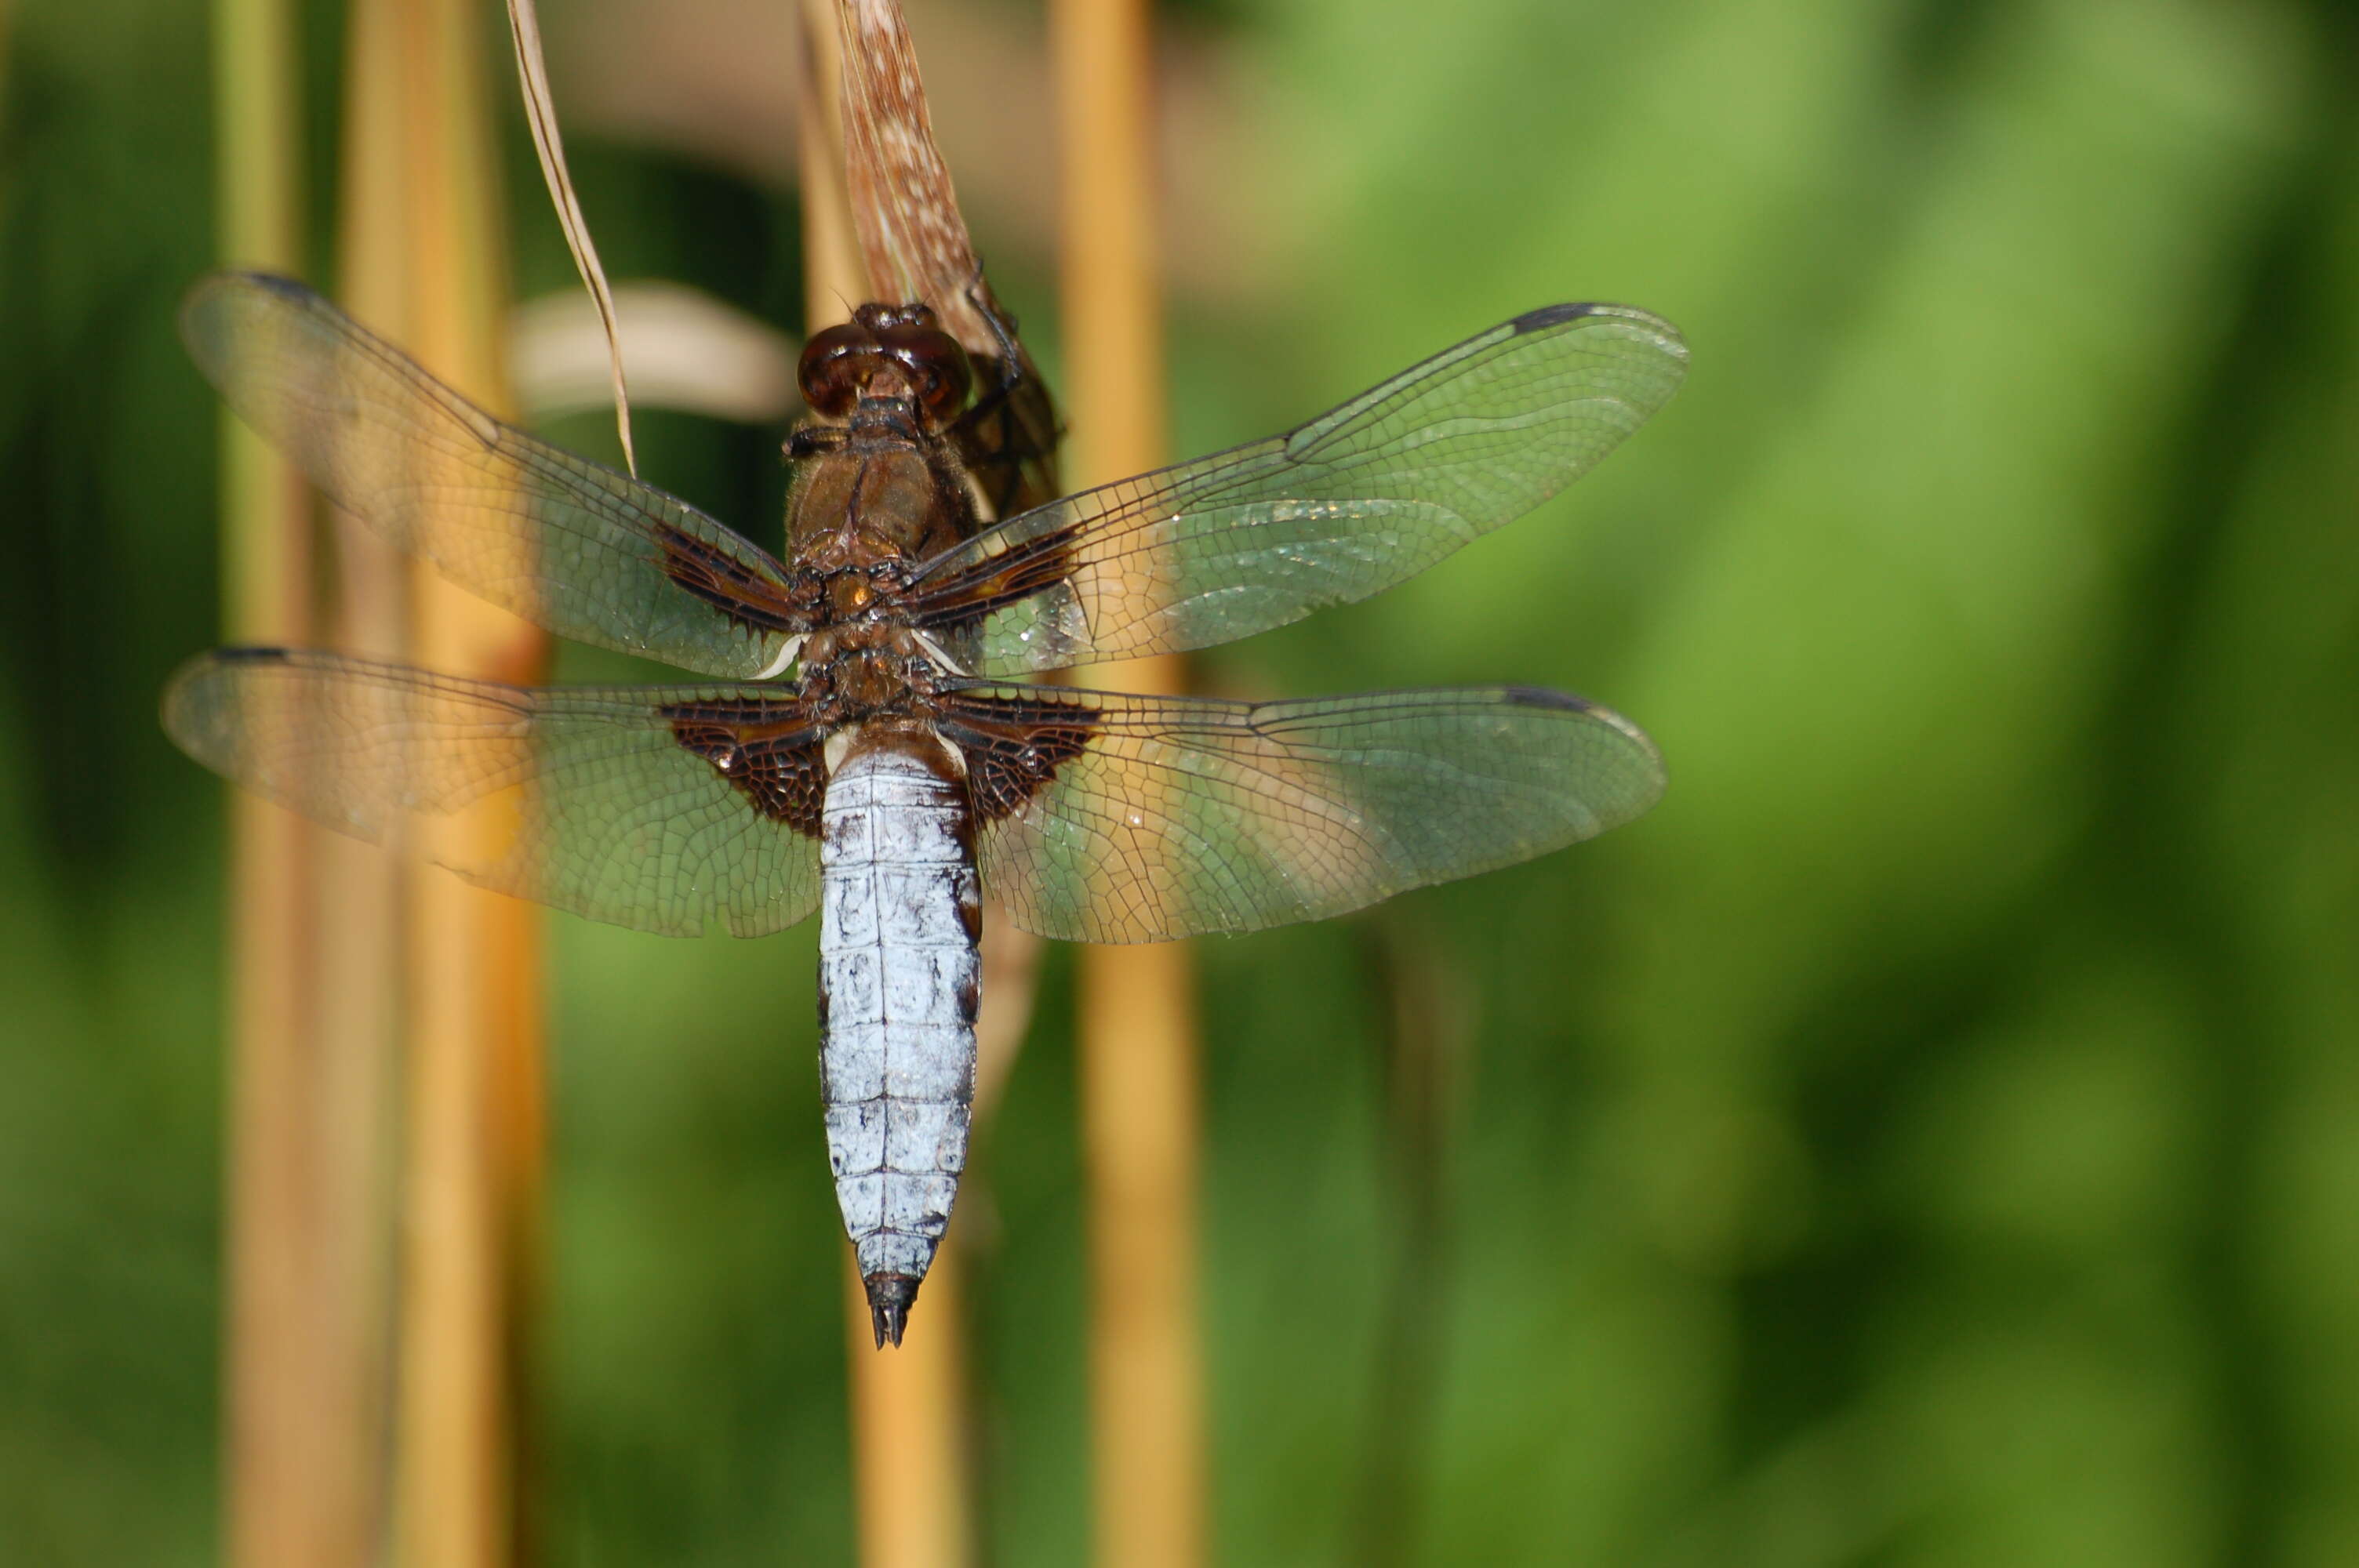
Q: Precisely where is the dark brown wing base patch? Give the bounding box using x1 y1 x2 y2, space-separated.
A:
908 514 1090 635
654 523 809 635
663 696 829 837
933 688 1100 823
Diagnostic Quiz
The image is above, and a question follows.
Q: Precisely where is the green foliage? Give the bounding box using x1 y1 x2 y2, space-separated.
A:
2 0 2356 1562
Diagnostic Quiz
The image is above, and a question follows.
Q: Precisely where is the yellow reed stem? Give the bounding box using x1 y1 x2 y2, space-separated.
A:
841 1249 976 1566
340 2 543 1564
802 6 981 1563
311 56 418 1566
1050 3 1207 1566
214 5 396 1566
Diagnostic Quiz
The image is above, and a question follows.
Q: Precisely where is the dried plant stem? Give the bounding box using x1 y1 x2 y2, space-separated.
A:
798 0 867 330
340 2 543 1565
1074 942 1202 1568
212 7 391 1566
1052 3 1207 1566
842 1251 976 1566
505 0 636 474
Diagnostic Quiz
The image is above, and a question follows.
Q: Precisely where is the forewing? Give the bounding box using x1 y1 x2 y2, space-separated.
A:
182 273 805 679
163 649 825 938
907 305 1686 674
933 681 1664 943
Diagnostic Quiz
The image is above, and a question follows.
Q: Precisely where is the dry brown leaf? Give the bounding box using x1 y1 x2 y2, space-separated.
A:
835 0 985 343
834 0 1062 515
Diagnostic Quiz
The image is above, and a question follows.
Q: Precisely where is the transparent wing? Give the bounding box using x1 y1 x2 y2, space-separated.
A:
182 273 805 680
163 648 824 938
933 681 1664 943
907 305 1686 675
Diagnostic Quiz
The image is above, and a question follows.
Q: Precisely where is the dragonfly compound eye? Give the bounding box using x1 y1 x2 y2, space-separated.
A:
874 323 973 426
798 321 882 418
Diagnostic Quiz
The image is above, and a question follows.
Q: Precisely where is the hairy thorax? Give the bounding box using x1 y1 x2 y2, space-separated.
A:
798 617 936 717
786 404 981 727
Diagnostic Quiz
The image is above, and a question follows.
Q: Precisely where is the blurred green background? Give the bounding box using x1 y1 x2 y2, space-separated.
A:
5 0 2358 1562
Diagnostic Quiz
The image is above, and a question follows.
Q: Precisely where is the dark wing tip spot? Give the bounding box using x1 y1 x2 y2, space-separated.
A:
185 270 310 318
183 273 304 380
1501 684 1594 713
228 270 312 300
1509 303 1604 334
161 649 285 753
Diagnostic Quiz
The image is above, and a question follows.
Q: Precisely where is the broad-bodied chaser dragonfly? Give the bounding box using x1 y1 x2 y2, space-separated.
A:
165 274 1686 1345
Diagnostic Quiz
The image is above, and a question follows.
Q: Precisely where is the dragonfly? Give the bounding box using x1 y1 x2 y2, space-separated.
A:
165 273 1687 1345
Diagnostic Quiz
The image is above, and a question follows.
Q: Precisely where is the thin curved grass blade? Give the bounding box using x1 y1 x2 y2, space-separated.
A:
507 0 637 474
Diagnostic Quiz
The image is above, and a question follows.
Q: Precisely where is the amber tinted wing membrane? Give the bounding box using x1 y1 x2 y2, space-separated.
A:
905 305 1687 675
181 274 807 679
932 681 1666 943
162 649 825 937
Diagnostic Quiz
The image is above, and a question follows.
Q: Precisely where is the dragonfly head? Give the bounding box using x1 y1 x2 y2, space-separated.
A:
799 303 973 433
